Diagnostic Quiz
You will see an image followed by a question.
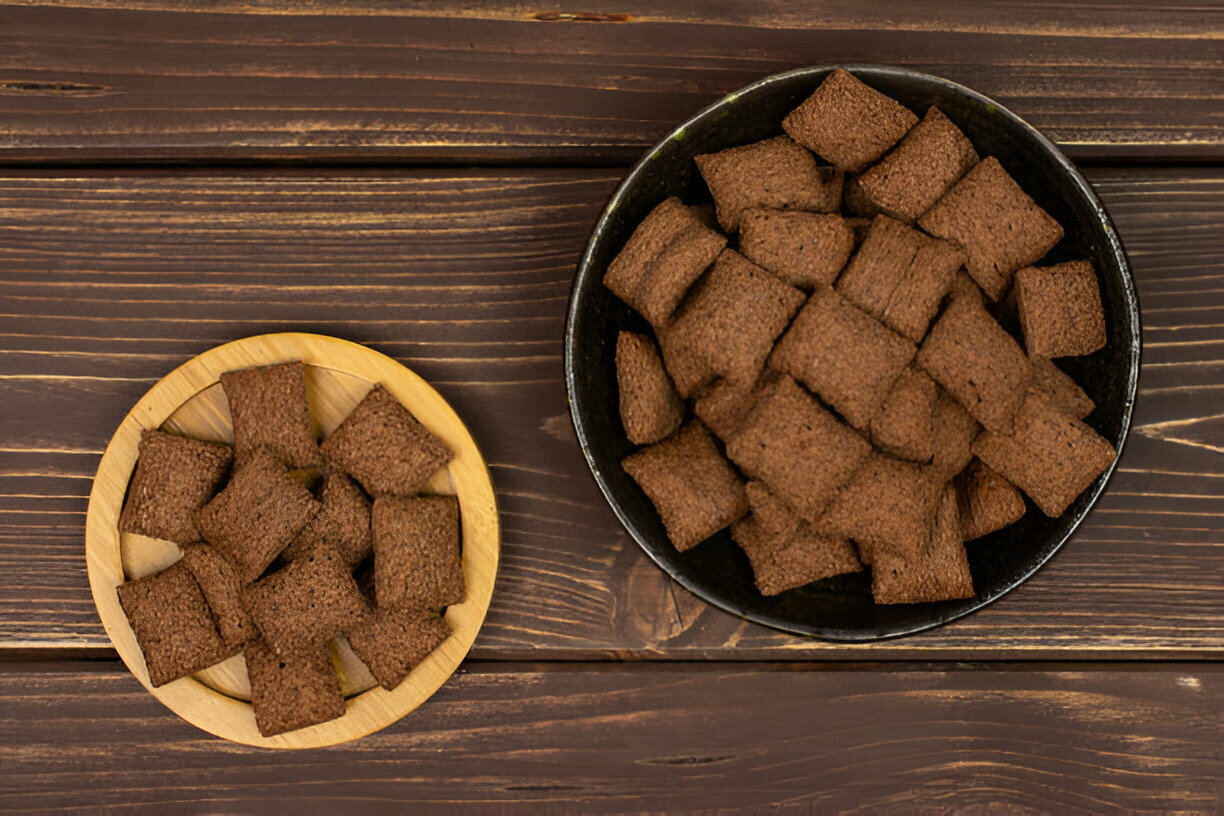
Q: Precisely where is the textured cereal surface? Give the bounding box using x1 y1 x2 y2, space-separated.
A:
347 607 452 691
696 136 842 232
726 377 871 522
616 331 684 445
195 449 320 585
770 286 916 430
242 543 369 653
179 544 254 650
871 484 975 605
244 638 346 737
782 68 919 172
372 495 465 609
622 422 748 552
283 471 372 569
972 392 1116 517
119 429 232 546
918 157 1063 301
116 563 235 687
320 385 453 497
221 361 322 469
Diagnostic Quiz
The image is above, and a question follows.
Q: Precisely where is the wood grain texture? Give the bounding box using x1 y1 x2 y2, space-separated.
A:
1 167 1222 660
0 662 1218 813
0 2 1221 163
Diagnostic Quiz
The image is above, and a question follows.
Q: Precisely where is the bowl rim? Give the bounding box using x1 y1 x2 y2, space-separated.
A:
564 64 1142 642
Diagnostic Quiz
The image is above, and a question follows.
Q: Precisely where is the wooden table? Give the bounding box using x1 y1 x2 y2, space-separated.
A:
1 3 1221 812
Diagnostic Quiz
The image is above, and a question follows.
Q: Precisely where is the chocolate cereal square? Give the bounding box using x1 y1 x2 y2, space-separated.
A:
726 377 871 522
622 422 747 552
220 361 322 469
956 459 1026 540
656 319 716 399
917 295 1031 435
347 606 451 691
321 385 453 497
918 157 1064 301
116 563 235 687
119 429 232 546
835 215 964 342
738 208 855 289
195 449 320 585
871 483 975 605
857 106 979 222
691 369 781 443
947 269 985 307
1015 260 1107 358
179 544 254 650
373 495 465 609
742 481 802 543
817 452 943 560
695 136 841 232
632 224 726 328
243 544 369 653
604 197 705 306
1030 356 1094 419
770 286 916 430
665 250 805 390
732 514 861 596
782 68 919 172
929 389 980 481
616 331 684 445
972 392 1116 517
283 471 372 569
244 638 345 737
870 366 936 463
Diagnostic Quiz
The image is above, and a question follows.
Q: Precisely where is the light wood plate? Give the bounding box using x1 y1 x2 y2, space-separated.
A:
85 333 499 748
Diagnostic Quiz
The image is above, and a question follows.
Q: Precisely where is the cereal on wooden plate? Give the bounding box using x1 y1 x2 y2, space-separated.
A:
195 449 320 585
244 638 346 737
220 361 322 469
118 429 232 547
373 495 465 609
116 562 236 687
347 606 452 691
321 385 453 497
283 471 372 569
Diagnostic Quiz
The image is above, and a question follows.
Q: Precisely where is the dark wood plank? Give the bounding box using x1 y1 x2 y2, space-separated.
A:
1 3 1221 162
1 167 1222 660
0 662 1218 813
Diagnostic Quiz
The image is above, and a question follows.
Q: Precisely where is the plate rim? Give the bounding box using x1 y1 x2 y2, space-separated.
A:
85 332 500 747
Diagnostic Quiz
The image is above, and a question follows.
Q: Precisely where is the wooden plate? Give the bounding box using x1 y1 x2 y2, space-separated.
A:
85 333 499 748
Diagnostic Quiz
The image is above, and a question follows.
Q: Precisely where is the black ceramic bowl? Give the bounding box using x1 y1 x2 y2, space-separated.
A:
565 65 1141 641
